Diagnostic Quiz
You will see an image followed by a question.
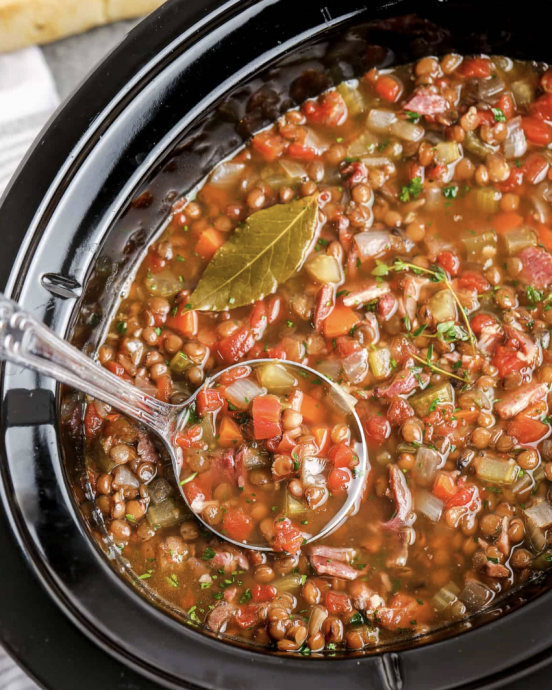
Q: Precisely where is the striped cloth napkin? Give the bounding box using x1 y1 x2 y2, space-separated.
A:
0 46 59 196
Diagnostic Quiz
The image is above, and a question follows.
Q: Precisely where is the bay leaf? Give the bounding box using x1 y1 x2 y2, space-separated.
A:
189 194 319 311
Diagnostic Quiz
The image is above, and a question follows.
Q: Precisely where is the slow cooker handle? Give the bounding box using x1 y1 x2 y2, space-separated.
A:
0 292 173 437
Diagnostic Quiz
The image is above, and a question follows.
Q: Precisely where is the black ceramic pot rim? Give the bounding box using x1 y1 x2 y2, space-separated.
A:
2 1 552 689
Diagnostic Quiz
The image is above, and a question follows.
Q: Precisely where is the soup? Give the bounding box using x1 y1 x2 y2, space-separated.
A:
83 52 552 653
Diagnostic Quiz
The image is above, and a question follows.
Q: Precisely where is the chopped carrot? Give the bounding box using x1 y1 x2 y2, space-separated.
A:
301 393 325 424
509 415 549 444
166 309 198 337
195 228 226 259
453 410 479 425
312 425 331 455
218 416 244 448
492 211 524 234
199 185 232 208
156 375 172 403
433 473 457 501
323 305 359 339
535 223 552 253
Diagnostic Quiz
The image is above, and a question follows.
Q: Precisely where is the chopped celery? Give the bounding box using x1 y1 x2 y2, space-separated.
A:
149 477 173 505
474 187 502 214
368 348 391 380
257 362 296 394
275 573 303 593
285 492 308 518
499 227 537 256
474 454 519 485
305 254 343 284
463 130 497 158
434 141 461 166
461 231 498 259
410 382 454 418
346 131 378 157
337 80 366 116
428 289 457 323
170 351 193 374
432 581 460 611
146 497 189 529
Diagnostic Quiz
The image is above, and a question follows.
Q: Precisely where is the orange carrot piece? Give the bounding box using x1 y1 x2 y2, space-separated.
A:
323 305 359 339
218 416 244 448
166 309 198 337
301 394 325 424
196 228 226 259
492 211 524 234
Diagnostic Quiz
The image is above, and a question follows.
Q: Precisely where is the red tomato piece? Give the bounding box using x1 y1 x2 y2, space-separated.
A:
375 75 402 102
272 517 304 554
175 424 203 449
251 130 288 161
523 153 549 185
106 361 126 378
156 375 172 403
335 336 361 357
252 395 282 440
522 116 552 146
325 591 353 615
496 166 524 193
492 345 524 379
166 309 198 337
277 432 297 454
530 93 552 120
457 57 493 78
387 397 415 427
445 485 476 509
498 93 515 120
328 442 358 469
302 91 348 127
437 250 460 276
236 604 260 629
363 415 391 445
182 479 207 510
470 313 497 335
216 327 256 364
223 507 254 542
433 472 457 501
541 70 552 94
196 388 224 415
508 415 549 444
327 468 352 494
84 403 104 441
251 584 277 603
287 143 317 161
458 271 490 293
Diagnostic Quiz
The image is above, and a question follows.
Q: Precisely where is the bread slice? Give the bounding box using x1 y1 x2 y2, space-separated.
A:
0 0 165 53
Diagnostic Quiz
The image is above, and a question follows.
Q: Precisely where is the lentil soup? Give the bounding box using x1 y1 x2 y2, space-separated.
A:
82 53 552 653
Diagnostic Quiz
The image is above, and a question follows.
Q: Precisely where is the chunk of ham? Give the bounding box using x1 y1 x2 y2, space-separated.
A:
375 367 429 399
503 325 540 368
403 88 449 116
310 555 360 580
205 601 238 632
343 281 390 307
309 545 357 563
348 581 385 613
383 464 414 530
208 547 249 573
519 246 552 289
485 562 510 578
377 593 433 632
495 382 548 420
497 516 510 556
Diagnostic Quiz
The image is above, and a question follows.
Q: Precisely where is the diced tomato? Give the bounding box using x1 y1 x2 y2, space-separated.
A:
218 416 244 448
252 130 288 161
182 479 207 509
266 295 281 324
277 432 297 454
252 395 282 440
222 507 254 542
433 472 457 501
335 336 361 357
498 93 515 120
220 365 251 386
312 425 331 455
458 271 490 293
323 305 359 339
300 393 325 424
437 250 460 276
236 604 260 629
530 93 552 120
327 467 352 494
508 415 549 444
166 309 198 337
272 516 304 554
84 403 104 441
325 591 353 615
106 361 126 378
496 166 524 193
251 584 277 603
328 442 358 469
470 313 497 335
492 345 524 379
375 75 402 102
196 388 224 415
523 153 549 185
287 143 317 161
446 485 477 509
476 109 494 126
457 57 493 79
363 414 391 445
522 116 552 146
541 70 552 94
302 91 348 127
216 327 256 364
156 375 172 402
175 424 203 449
196 229 225 259
387 397 414 427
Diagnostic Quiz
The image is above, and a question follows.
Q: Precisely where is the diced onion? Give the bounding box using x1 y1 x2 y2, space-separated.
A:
390 119 424 142
327 386 357 416
366 109 397 134
425 187 445 212
112 465 140 489
305 254 343 284
531 184 552 224
304 128 330 153
209 162 246 188
459 580 493 611
415 489 444 522
337 80 366 116
414 448 445 486
301 456 326 487
434 141 461 166
280 159 308 180
503 117 527 159
316 359 342 381
342 349 369 384
225 377 265 410
347 131 378 157
354 230 391 258
432 582 460 611
524 500 552 529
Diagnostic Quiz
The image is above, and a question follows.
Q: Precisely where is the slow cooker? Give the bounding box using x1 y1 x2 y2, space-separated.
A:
2 0 552 687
